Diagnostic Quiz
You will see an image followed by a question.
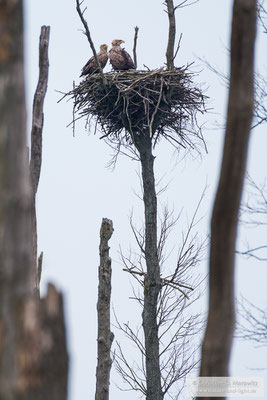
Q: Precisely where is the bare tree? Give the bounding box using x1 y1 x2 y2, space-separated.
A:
95 218 114 400
67 1 206 398
115 196 206 399
198 0 257 393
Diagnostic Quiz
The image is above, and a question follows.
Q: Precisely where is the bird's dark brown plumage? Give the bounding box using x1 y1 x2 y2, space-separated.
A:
80 44 108 77
109 39 135 71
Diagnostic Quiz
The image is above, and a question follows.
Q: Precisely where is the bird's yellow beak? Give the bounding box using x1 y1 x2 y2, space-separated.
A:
104 44 108 48
120 40 125 44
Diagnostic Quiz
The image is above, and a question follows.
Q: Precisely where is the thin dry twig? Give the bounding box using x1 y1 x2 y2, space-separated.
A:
236 297 267 345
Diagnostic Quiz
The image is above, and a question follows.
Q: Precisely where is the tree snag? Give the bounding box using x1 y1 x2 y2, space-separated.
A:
95 218 114 400
198 0 257 393
29 26 50 289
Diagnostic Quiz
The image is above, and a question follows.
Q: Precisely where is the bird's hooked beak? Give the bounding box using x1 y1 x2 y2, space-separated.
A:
120 40 125 44
104 44 108 48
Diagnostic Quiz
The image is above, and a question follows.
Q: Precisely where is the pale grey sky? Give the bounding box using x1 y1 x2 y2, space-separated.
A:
24 1 267 399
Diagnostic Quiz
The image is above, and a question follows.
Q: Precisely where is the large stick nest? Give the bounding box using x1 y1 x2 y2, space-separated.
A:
64 66 207 149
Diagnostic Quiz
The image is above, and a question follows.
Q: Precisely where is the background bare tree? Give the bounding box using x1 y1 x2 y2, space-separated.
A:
65 0 207 398
198 0 257 394
114 194 206 399
236 297 267 348
238 175 267 261
235 176 267 356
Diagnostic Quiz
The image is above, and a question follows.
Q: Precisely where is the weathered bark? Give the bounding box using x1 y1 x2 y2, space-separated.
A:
0 0 38 397
95 218 114 400
36 284 69 400
16 284 69 400
135 134 163 400
198 0 256 394
165 0 176 69
133 26 139 69
0 4 68 398
30 26 50 288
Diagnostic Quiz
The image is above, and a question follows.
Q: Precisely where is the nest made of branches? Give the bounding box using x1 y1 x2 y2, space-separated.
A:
63 65 207 149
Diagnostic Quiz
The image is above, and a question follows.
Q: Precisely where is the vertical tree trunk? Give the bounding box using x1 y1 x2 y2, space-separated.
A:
0 5 69 399
37 284 69 400
30 26 50 288
0 0 37 397
165 0 176 70
135 134 163 400
198 0 256 395
95 218 114 400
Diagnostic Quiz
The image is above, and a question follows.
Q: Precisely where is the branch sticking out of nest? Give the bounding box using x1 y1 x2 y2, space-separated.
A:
60 66 207 150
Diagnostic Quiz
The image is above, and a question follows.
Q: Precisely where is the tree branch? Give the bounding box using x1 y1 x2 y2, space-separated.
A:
76 0 106 84
133 26 139 69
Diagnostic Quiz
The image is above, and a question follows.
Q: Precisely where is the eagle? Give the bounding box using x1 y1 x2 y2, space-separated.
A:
109 39 136 71
80 44 108 77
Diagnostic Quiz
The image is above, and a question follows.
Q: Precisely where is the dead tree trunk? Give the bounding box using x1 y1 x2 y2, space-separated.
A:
135 133 163 400
30 26 50 289
198 0 256 392
36 284 69 400
0 0 37 397
95 218 114 400
0 6 68 398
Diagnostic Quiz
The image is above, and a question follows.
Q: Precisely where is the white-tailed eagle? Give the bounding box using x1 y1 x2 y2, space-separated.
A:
80 44 108 77
109 39 135 71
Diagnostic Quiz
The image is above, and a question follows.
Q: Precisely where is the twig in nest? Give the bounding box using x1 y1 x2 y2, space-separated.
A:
149 76 164 137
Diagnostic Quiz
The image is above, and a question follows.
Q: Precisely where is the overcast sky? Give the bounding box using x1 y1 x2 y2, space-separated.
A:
24 1 266 399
